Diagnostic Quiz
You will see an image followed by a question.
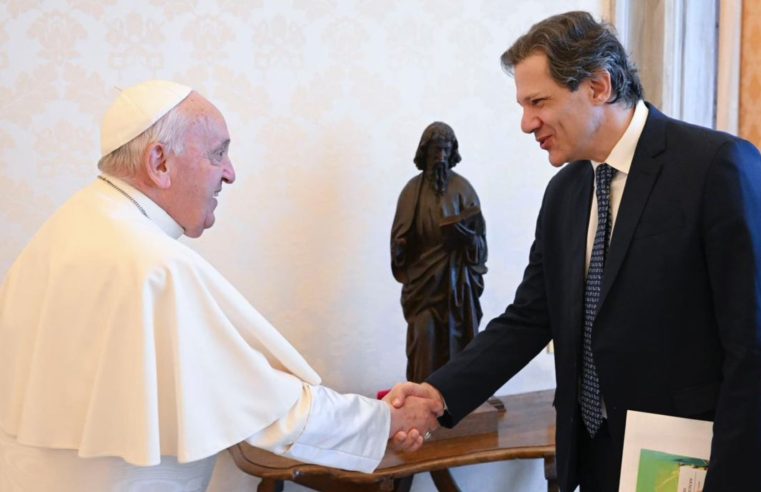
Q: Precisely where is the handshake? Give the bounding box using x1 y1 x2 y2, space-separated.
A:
382 382 446 453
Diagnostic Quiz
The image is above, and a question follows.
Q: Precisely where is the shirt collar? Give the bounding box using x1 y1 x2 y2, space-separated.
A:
101 174 185 239
591 99 649 175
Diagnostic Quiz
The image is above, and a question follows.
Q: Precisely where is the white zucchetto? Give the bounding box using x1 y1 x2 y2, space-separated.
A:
100 80 192 157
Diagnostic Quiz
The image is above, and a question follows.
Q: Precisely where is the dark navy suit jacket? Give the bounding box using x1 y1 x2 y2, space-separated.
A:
427 104 761 491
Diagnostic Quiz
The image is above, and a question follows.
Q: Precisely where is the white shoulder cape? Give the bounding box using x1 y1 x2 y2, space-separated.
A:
0 178 320 466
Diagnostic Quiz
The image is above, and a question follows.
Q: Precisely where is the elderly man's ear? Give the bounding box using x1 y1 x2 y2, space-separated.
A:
144 142 172 189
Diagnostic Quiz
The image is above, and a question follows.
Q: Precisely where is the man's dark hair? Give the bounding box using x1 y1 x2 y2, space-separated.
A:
413 121 462 171
501 11 643 107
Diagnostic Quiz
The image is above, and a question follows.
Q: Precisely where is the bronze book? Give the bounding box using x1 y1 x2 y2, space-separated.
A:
439 206 482 227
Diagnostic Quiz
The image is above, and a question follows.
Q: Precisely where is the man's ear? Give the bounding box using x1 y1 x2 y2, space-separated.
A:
144 142 171 189
588 70 613 105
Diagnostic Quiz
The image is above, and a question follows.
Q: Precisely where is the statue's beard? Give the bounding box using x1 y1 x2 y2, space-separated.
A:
428 162 450 195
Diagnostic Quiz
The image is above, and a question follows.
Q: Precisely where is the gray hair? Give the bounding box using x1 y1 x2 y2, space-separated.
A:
501 11 643 107
98 102 190 176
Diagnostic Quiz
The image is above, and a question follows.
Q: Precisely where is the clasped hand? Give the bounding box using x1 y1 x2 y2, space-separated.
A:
383 382 445 452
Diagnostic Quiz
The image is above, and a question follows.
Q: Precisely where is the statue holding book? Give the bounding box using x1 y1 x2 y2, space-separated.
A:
391 121 488 383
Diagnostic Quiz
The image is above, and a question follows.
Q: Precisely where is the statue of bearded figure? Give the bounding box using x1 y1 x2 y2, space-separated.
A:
391 121 488 382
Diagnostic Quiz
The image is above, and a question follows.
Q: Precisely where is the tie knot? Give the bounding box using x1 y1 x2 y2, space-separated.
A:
596 163 616 187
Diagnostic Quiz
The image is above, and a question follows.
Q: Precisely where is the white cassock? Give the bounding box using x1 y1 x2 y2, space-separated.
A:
0 177 389 491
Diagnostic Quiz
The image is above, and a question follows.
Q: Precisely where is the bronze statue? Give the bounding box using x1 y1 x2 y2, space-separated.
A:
391 121 487 383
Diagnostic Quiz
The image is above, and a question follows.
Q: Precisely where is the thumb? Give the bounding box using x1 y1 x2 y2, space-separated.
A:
392 382 432 407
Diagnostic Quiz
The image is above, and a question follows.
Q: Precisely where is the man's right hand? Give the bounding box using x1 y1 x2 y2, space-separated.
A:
382 382 445 452
386 382 444 410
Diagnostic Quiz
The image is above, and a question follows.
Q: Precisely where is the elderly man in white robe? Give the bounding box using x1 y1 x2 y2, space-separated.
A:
0 80 441 491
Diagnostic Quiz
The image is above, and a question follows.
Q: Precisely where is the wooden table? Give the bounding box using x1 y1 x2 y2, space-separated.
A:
228 389 557 492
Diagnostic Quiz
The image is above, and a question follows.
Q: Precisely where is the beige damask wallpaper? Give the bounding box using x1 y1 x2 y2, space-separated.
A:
741 0 761 147
1 1 603 490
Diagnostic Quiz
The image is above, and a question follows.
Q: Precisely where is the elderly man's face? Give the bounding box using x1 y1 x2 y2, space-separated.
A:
167 94 235 237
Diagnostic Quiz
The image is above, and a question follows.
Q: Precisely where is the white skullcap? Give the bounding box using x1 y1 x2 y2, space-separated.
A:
100 80 192 157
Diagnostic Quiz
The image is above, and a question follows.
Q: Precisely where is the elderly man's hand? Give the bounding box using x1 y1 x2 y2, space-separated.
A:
383 382 445 452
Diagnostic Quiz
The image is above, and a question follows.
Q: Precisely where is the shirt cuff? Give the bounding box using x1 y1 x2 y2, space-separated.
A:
244 384 390 473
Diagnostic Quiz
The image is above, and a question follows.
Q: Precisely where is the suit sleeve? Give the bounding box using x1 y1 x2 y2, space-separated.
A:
427 195 553 426
701 139 761 490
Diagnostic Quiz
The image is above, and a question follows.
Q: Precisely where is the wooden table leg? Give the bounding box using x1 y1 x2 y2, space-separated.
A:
293 474 393 491
430 469 461 492
393 475 413 492
257 478 284 492
544 456 559 492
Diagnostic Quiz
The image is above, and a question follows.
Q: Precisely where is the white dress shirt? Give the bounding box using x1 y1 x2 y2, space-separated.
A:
584 100 649 417
585 100 649 271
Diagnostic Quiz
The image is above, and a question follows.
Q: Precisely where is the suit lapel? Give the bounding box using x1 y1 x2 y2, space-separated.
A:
565 163 594 358
599 105 668 307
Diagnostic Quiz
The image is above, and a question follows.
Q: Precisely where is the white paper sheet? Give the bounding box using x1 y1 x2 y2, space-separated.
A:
618 411 713 492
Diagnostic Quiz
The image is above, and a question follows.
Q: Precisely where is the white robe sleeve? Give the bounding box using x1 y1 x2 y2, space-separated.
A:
245 384 390 473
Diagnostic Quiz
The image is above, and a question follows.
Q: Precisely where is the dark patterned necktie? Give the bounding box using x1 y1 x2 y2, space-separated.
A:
580 163 617 437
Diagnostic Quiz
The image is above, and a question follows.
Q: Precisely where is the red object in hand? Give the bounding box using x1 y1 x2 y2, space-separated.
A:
377 389 390 400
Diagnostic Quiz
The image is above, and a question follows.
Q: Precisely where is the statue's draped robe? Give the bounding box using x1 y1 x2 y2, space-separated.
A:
391 172 487 382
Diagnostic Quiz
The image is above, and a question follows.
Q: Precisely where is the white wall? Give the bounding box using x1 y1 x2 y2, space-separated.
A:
0 1 604 490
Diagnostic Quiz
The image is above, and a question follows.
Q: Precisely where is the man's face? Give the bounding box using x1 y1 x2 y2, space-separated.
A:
515 52 603 167
166 95 235 238
425 138 453 171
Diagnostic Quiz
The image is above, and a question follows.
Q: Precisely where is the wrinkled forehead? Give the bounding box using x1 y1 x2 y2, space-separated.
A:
514 53 558 102
183 92 225 122
180 94 229 140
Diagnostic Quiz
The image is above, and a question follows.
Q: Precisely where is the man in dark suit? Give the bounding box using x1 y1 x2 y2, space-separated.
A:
388 11 761 491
